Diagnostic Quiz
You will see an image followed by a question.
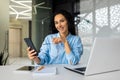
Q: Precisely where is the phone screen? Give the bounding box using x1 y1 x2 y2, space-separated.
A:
24 38 37 52
16 66 35 71
24 38 38 56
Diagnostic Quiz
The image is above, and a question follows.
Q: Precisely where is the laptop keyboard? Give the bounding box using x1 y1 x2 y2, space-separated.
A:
74 67 86 71
64 66 86 75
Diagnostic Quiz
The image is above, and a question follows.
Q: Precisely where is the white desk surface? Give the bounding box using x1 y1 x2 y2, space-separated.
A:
0 64 120 80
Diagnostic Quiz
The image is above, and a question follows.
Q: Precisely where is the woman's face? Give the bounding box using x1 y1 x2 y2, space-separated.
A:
54 14 69 35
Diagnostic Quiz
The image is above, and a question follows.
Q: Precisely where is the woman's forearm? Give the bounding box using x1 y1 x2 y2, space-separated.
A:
64 40 71 54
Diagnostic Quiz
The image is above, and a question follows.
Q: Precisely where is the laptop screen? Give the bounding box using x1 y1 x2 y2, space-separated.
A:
64 38 120 76
85 37 120 75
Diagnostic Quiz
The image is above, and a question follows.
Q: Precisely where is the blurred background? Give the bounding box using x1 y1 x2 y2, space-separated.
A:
0 0 120 65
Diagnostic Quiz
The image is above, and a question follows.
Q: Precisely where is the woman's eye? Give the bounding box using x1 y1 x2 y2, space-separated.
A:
54 22 58 24
60 19 64 22
54 19 65 24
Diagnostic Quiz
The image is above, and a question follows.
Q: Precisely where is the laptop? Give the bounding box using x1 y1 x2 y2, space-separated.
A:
64 37 120 76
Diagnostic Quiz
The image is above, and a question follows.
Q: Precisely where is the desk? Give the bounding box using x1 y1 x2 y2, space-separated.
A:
0 64 120 80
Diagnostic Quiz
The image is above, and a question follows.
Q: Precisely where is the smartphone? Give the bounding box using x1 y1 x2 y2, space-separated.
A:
16 66 35 71
24 38 38 55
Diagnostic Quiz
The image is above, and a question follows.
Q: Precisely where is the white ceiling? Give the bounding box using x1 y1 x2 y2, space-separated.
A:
9 0 32 20
9 0 51 20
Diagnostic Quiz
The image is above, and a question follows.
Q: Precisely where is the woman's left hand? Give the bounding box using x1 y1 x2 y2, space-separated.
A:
52 35 67 44
52 37 62 44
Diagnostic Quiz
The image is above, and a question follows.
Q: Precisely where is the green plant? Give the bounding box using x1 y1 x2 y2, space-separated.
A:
0 51 9 65
0 51 4 65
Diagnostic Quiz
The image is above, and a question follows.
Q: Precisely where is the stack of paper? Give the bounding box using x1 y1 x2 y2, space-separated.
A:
32 66 57 76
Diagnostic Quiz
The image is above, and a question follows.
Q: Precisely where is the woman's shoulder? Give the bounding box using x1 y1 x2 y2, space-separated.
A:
69 34 82 44
70 34 81 39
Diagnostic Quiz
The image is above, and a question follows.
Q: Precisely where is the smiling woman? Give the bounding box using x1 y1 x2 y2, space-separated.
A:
26 10 83 65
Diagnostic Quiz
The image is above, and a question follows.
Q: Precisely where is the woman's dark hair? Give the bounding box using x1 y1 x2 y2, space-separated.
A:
50 10 76 35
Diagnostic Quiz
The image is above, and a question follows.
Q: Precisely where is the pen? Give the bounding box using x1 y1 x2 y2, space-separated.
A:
37 66 44 71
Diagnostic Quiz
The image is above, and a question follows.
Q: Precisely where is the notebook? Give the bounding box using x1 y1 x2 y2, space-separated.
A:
64 37 120 76
32 66 57 76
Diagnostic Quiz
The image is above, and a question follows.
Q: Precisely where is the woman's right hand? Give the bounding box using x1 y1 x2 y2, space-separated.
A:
26 47 37 60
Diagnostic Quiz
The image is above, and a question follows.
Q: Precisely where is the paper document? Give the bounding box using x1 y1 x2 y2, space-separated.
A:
32 66 57 76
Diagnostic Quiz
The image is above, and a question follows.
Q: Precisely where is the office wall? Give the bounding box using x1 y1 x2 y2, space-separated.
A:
32 0 52 51
0 0 9 52
52 0 74 14
9 19 29 57
78 0 120 65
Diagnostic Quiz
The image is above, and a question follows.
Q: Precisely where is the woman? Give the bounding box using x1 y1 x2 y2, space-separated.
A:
27 10 83 65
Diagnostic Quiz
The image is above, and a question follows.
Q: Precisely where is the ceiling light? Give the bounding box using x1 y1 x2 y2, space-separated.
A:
9 0 32 20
